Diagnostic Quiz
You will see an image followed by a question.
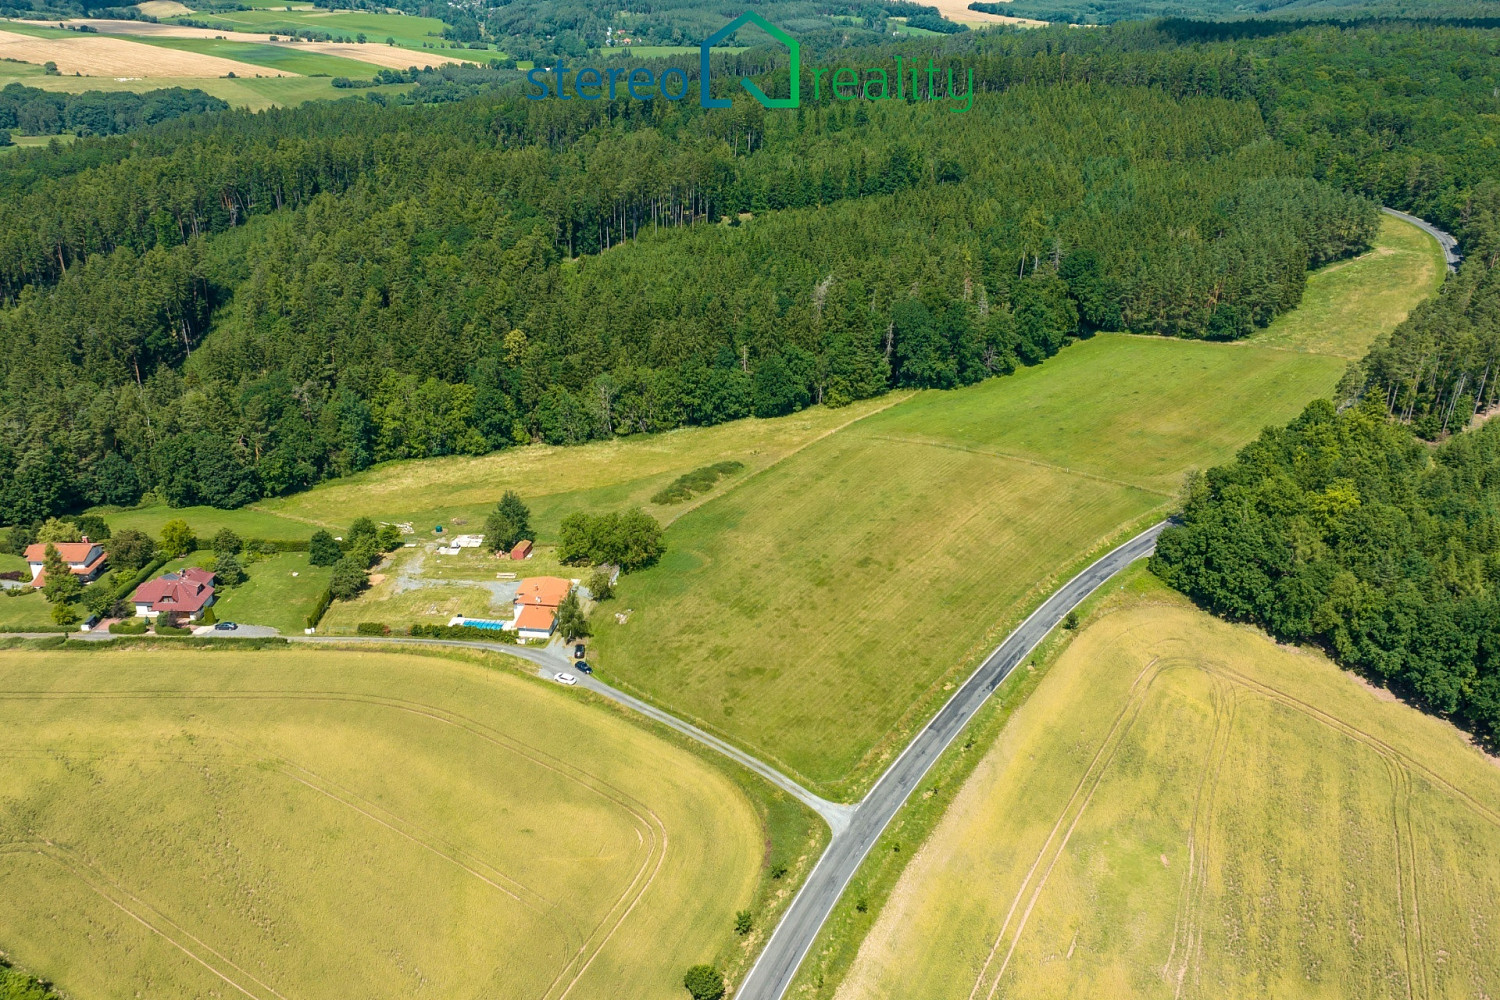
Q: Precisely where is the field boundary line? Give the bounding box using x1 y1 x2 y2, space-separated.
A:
657 391 917 526
967 657 1166 1000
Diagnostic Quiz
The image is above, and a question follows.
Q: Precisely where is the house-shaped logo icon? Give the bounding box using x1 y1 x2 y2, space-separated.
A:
700 11 800 109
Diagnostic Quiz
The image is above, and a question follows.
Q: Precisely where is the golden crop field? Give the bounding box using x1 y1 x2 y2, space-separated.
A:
0 647 766 999
0 27 275 77
837 584 1500 1000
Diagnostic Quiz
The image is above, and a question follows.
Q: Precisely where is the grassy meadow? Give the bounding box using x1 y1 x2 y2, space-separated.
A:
74 217 1441 798
834 576 1500 1000
591 218 1431 798
0 56 409 109
0 646 781 999
161 6 457 54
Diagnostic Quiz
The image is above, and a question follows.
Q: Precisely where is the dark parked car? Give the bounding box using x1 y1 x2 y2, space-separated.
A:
576 660 592 675
214 621 238 631
574 643 586 659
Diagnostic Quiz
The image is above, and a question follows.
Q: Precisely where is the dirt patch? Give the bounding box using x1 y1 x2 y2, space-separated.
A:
367 573 387 587
0 28 279 77
1352 672 1399 703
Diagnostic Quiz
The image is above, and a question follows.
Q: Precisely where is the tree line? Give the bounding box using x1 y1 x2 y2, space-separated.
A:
0 59 1378 525
1152 399 1500 746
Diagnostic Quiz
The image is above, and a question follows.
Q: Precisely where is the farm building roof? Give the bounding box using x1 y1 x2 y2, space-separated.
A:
515 604 556 632
514 576 569 608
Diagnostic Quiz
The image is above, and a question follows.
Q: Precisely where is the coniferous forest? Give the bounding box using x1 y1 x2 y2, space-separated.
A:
0 17 1497 537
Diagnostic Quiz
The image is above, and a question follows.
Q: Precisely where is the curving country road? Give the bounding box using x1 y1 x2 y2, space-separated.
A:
18 518 1167 999
1382 206 1461 270
733 520 1169 1000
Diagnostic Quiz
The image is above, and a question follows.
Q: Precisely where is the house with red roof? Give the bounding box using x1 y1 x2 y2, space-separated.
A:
25 538 108 588
131 567 217 622
511 576 571 640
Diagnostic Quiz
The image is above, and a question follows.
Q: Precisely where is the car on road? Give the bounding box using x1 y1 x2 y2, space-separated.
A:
554 672 578 686
214 621 238 631
573 643 586 658
576 661 592 675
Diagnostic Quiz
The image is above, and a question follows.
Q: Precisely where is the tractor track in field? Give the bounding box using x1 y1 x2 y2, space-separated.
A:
2 520 1171 1000
0 686 669 999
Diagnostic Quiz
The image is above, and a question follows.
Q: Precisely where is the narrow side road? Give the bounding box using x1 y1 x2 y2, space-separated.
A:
1382 206 1461 270
734 520 1169 1000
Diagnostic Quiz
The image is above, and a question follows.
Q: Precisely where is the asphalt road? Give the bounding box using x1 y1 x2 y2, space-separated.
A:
8 518 1165 999
734 520 1170 1000
1382 206 1461 270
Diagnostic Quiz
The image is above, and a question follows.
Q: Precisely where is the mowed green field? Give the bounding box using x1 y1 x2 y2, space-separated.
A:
0 647 764 998
590 335 1347 795
165 6 455 53
0 57 409 109
837 583 1500 1000
134 35 391 76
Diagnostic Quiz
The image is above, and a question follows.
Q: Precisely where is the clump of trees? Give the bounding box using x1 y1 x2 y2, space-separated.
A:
557 511 664 572
1152 398 1500 745
555 587 591 642
682 965 724 1000
485 491 532 553
328 516 402 601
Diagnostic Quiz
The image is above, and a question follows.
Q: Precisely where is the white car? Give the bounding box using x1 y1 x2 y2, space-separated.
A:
554 672 578 686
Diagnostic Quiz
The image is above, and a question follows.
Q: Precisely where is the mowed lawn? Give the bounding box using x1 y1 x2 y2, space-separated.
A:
837 584 1500 1000
591 219 1437 797
0 648 763 999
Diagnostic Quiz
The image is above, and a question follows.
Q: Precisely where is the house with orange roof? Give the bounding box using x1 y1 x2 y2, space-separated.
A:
511 576 571 640
25 537 108 588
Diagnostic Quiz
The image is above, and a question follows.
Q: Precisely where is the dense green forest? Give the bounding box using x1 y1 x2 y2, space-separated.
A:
1152 400 1500 745
0 83 227 138
0 25 1385 523
5 16 1500 527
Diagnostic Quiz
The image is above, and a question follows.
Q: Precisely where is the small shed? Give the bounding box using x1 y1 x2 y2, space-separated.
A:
510 539 534 560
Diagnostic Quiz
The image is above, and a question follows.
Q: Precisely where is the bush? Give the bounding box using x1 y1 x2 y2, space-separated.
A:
50 601 80 627
734 909 753 935
650 461 745 505
154 623 193 636
329 556 369 600
682 965 725 1000
356 621 390 635
408 623 517 642
305 587 333 630
557 510 665 571
160 519 196 557
109 618 148 634
308 530 341 566
215 552 248 587
212 528 242 554
106 528 156 572
587 568 613 601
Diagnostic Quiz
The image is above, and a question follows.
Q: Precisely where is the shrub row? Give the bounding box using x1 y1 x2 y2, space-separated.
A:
305 587 333 630
108 619 148 634
408 623 517 643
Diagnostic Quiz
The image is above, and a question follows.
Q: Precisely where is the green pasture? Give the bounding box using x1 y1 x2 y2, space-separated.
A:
133 34 388 75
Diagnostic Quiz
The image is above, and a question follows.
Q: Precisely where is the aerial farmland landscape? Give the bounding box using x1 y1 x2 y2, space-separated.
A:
1 1 1498 998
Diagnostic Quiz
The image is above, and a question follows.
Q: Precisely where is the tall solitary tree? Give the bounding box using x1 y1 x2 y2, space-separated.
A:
485 491 532 552
41 542 81 604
